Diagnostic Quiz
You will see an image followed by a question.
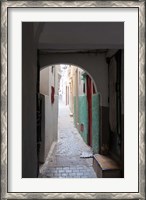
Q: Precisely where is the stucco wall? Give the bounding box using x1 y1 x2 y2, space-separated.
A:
39 67 59 163
74 93 100 153
78 95 88 144
73 96 76 126
39 95 58 163
40 67 49 96
92 94 100 153
45 94 58 160
66 65 101 153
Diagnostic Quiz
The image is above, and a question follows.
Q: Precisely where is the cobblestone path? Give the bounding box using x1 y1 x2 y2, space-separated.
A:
39 100 97 178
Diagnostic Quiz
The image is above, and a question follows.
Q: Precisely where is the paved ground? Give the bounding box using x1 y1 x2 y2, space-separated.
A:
39 100 97 178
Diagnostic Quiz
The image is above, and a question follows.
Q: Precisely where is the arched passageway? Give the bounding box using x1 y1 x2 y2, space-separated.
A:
38 64 100 178
22 22 124 178
36 49 124 178
38 51 109 158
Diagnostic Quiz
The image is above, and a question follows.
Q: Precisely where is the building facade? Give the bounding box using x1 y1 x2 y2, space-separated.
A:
64 65 100 154
39 65 61 163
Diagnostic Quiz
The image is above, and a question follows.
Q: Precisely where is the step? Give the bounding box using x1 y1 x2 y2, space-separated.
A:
93 154 121 178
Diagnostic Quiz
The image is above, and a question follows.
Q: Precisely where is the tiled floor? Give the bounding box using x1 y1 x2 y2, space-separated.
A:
39 100 97 178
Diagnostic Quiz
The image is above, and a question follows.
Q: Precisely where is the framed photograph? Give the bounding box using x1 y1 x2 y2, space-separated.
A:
1 0 145 199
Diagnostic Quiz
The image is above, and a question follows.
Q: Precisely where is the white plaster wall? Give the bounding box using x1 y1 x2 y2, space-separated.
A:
39 66 59 163
59 66 68 104
39 95 58 162
77 68 85 96
40 67 49 96
67 65 74 114
40 53 108 106
46 95 58 160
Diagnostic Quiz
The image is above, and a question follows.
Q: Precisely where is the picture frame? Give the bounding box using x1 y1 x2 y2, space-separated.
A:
1 0 145 199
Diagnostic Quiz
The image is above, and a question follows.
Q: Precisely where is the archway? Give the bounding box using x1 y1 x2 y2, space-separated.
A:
38 51 110 155
38 63 100 178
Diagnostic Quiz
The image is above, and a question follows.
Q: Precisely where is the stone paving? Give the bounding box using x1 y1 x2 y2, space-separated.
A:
39 100 97 178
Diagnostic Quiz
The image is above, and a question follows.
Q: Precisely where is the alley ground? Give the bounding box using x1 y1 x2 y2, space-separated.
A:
39 100 97 178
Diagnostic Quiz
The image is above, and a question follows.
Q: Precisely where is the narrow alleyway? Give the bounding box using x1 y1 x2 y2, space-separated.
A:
39 100 97 178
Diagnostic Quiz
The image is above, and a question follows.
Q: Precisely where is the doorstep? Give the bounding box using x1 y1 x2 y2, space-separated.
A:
93 154 121 178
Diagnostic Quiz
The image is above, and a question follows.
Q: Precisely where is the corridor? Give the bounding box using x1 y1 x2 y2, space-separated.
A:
39 100 97 178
